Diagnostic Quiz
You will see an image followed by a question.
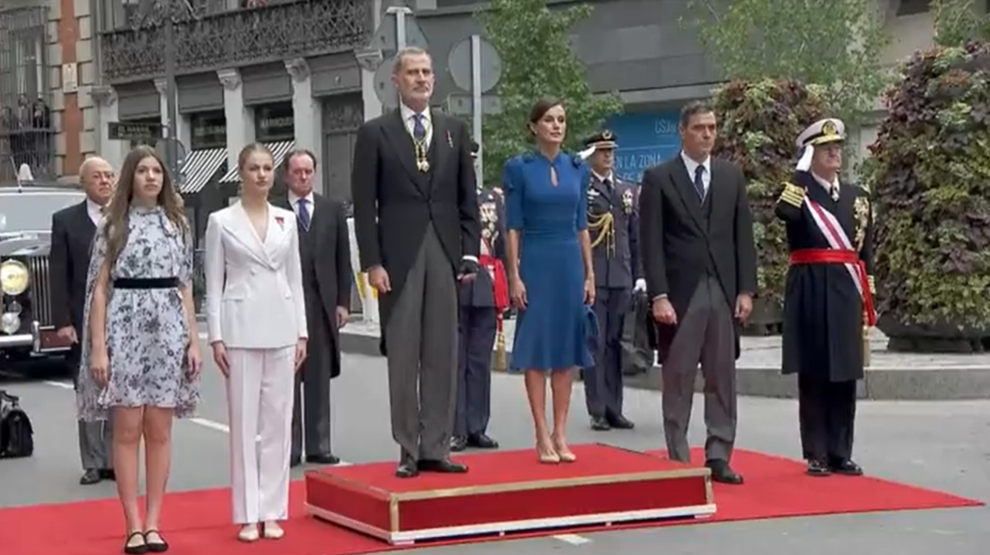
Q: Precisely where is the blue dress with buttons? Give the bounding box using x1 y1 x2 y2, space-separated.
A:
503 151 593 372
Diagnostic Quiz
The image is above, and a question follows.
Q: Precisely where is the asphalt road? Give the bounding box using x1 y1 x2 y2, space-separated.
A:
1 324 988 554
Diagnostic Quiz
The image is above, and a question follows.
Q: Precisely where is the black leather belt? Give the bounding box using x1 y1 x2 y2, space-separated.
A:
113 277 180 289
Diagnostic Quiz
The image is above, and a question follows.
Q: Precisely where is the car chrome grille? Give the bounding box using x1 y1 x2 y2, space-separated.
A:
26 255 51 325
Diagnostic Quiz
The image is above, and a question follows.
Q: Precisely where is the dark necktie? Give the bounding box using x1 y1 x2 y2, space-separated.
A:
603 177 612 189
413 113 426 141
297 198 310 231
693 165 706 200
830 185 840 202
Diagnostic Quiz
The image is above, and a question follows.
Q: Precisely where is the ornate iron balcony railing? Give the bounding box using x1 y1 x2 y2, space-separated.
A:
99 0 374 83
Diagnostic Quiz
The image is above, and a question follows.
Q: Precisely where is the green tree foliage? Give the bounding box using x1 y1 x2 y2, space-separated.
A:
682 0 889 126
867 42 990 344
477 0 622 184
932 0 990 47
712 79 828 316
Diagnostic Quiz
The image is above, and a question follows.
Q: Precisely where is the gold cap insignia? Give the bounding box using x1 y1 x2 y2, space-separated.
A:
602 130 613 140
822 120 838 136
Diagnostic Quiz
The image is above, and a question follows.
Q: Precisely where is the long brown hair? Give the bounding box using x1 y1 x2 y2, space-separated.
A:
103 146 189 269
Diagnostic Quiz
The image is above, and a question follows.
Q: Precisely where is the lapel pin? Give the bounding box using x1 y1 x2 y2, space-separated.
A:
446 130 453 148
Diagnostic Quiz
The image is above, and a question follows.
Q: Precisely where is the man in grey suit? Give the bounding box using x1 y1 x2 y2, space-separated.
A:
639 101 758 485
49 157 116 485
275 149 353 467
352 47 481 478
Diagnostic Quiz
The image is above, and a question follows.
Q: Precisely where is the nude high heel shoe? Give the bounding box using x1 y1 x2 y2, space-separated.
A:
237 524 260 542
553 437 576 463
263 521 285 540
537 437 560 464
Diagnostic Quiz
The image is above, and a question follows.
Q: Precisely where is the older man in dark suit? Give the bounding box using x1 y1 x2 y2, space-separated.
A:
352 46 481 478
639 101 758 485
50 156 116 485
274 148 353 467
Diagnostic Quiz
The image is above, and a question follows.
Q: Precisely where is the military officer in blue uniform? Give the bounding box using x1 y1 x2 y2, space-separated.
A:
452 141 506 452
581 130 644 431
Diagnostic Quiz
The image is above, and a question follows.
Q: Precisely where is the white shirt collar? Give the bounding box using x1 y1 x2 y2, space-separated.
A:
85 198 105 221
811 171 839 191
399 102 431 125
288 189 315 206
591 170 613 184
680 151 711 177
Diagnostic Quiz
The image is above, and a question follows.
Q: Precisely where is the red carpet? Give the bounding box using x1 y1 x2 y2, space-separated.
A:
0 447 982 555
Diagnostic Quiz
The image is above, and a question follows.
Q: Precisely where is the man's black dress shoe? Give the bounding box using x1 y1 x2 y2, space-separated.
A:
706 460 744 485
467 433 498 449
829 459 863 476
606 414 635 430
395 462 419 478
307 453 341 465
80 469 102 485
590 416 610 431
806 460 830 476
100 469 116 481
450 436 468 452
418 459 468 473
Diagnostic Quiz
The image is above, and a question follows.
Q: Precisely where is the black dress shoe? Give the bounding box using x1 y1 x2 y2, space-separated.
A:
467 433 499 449
806 460 831 476
123 531 148 554
418 459 468 473
143 530 169 553
290 456 302 468
395 462 419 478
450 436 468 452
306 453 341 465
829 459 863 476
606 414 635 430
80 469 102 485
706 460 744 485
100 469 116 481
590 416 611 431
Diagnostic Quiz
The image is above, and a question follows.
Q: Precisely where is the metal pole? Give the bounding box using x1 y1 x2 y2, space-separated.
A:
470 34 483 187
386 6 413 107
163 8 179 179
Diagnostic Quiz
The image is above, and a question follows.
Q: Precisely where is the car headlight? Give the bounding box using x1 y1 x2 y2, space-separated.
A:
0 312 19 334
0 259 30 296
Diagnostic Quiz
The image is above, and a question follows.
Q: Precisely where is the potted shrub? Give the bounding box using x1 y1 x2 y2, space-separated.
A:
712 78 828 334
867 40 990 353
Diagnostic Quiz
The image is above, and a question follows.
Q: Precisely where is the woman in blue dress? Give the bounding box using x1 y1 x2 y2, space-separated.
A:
503 98 596 464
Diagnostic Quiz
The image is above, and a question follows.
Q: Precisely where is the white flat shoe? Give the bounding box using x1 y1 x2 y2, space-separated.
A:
263 521 284 540
237 525 259 542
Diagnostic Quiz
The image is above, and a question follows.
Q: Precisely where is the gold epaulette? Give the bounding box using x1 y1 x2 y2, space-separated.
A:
778 182 805 208
587 211 616 256
868 275 875 295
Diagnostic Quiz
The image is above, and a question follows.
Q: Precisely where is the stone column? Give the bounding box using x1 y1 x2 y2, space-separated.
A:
217 68 255 172
285 58 323 191
154 78 191 156
90 85 128 172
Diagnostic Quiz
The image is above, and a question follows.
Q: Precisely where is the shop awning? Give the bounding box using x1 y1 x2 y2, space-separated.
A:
218 140 296 184
177 148 227 194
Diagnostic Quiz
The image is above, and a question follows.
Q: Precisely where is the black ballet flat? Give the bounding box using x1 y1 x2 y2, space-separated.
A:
123 531 148 554
143 530 169 553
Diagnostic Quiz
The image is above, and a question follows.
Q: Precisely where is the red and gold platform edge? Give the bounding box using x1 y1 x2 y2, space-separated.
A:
305 466 713 502
304 467 716 544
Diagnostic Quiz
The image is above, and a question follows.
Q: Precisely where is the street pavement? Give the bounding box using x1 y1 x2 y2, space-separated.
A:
1 322 988 554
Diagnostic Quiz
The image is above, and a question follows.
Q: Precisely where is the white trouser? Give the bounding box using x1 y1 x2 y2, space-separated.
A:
226 346 295 524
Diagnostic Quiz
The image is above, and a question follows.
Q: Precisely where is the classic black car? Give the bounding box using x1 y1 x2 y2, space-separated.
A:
1 184 86 369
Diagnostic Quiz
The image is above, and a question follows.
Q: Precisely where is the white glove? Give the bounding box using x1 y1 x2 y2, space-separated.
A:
633 278 647 293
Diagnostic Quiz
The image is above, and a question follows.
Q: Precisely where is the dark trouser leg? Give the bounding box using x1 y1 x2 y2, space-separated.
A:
72 344 112 471
621 294 654 376
584 288 611 418
292 305 335 459
385 233 430 464
826 379 857 462
698 278 737 463
798 372 828 461
453 305 472 439
465 308 496 436
603 288 631 418
660 283 709 463
417 226 459 461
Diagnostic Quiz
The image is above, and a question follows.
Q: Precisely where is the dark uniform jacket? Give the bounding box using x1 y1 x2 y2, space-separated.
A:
459 189 507 308
775 170 874 382
587 172 642 289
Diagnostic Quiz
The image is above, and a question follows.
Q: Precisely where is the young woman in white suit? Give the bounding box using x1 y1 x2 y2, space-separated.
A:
204 143 308 542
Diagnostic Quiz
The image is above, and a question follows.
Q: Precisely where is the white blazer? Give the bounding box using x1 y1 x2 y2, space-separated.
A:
204 201 308 350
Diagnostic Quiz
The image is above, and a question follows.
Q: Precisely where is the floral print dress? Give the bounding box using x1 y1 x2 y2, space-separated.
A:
77 205 200 421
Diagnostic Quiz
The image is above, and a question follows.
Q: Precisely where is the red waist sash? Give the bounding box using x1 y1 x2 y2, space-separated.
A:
789 249 876 326
479 254 510 330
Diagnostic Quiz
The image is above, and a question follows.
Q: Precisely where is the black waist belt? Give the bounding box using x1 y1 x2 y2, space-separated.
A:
113 277 180 290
